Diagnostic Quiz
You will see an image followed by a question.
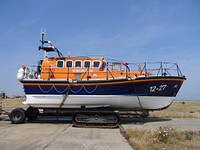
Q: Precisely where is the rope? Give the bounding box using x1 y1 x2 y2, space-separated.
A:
38 85 54 93
69 85 83 94
53 85 69 93
38 82 98 94
83 85 98 94
132 81 144 110
59 86 70 109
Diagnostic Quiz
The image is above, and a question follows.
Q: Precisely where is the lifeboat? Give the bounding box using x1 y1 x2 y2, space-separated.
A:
10 32 186 127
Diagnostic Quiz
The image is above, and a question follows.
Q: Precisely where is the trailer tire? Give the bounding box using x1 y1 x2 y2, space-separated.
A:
10 108 26 124
26 107 39 120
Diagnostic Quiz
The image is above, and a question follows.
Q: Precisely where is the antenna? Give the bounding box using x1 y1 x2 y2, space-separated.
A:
38 30 63 58
39 30 47 58
68 51 71 57
41 31 45 47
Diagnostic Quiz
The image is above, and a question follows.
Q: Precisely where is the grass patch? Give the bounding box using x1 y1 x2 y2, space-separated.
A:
0 98 27 108
1 99 200 118
150 101 200 118
126 127 200 150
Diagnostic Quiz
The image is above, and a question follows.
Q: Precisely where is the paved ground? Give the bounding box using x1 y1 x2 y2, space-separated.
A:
121 117 200 131
1 113 200 150
0 115 132 150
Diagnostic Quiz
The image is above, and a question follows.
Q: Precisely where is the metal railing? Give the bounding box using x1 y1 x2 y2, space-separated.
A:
128 62 184 77
26 61 184 81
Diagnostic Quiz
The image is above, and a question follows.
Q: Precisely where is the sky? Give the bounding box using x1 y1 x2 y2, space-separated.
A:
0 0 200 100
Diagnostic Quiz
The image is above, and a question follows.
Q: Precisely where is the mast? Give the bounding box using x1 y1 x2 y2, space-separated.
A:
41 31 47 58
38 31 63 58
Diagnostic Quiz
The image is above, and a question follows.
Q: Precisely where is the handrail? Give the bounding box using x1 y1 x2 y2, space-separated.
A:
129 62 184 77
27 61 184 81
106 63 115 80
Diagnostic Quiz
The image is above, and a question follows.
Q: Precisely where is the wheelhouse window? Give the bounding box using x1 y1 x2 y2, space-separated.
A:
66 60 73 68
112 62 121 71
75 61 82 68
84 61 91 68
56 60 64 68
93 61 100 68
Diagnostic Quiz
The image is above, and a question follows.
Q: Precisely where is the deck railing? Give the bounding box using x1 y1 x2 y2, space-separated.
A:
28 62 184 80
128 62 184 77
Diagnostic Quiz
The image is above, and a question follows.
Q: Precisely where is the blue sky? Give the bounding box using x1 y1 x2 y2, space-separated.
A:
0 0 200 100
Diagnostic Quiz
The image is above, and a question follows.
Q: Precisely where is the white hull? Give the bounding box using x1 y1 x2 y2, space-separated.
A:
23 94 174 110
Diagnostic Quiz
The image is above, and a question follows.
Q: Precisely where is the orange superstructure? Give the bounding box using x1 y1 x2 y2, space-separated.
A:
39 56 148 80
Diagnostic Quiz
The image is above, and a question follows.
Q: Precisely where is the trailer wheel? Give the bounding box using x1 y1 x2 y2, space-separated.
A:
26 107 39 120
10 108 26 124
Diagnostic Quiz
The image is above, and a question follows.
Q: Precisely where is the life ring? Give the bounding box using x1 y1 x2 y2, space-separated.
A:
122 62 129 66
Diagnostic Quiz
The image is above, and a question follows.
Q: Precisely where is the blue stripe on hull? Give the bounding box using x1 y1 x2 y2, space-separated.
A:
24 83 134 95
22 77 184 97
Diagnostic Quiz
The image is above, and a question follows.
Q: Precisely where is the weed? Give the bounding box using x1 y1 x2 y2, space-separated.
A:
126 127 200 150
155 127 175 144
182 131 192 140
